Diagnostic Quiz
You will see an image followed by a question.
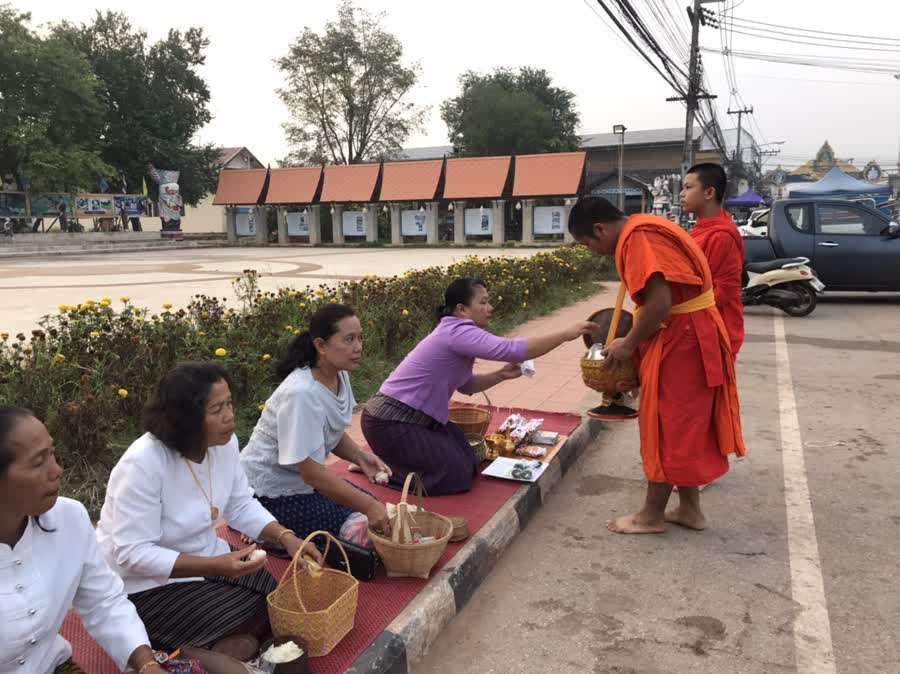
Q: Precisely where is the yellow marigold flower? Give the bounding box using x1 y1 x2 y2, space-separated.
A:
315 289 325 296
293 330 301 336
299 303 306 309
133 307 142 315
524 289 529 295
135 317 143 323
55 354 65 362
0 333 8 340
215 347 227 357
329 298 337 304
100 299 111 307
522 302 528 308
198 331 206 336
258 404 266 411
58 304 69 313
498 296 503 301
402 309 409 316
117 388 128 398
285 325 294 332
120 296 130 302
288 291 297 297
162 303 172 310
90 331 100 338
84 299 95 306
262 354 272 361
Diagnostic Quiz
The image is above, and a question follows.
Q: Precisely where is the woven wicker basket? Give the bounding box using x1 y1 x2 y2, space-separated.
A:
448 391 493 437
580 356 638 395
267 531 359 657
368 473 453 579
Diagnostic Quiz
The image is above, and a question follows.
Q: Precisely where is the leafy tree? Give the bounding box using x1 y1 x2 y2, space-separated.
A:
0 6 112 192
441 67 581 157
52 12 219 205
276 0 427 165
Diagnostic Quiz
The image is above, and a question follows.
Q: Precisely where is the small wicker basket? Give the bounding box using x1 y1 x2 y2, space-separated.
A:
267 531 359 657
448 391 493 437
368 473 453 579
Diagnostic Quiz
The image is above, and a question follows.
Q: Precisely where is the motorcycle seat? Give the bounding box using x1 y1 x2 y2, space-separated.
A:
744 257 808 274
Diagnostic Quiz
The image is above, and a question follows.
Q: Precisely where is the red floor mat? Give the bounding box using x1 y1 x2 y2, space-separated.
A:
63 409 581 673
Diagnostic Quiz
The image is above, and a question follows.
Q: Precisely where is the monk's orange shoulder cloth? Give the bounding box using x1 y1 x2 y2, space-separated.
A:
615 214 746 482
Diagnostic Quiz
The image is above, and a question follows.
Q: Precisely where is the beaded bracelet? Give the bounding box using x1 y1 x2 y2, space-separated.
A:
276 528 296 545
138 660 159 674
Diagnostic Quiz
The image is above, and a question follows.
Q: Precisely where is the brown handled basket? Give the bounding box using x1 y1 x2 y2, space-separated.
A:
267 531 359 657
448 391 493 438
581 283 639 395
368 472 453 579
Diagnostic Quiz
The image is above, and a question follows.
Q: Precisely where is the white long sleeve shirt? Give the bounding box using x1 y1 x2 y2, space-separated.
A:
96 432 276 595
0 498 150 673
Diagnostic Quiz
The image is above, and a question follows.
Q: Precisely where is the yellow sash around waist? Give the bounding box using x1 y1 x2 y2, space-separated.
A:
634 288 715 323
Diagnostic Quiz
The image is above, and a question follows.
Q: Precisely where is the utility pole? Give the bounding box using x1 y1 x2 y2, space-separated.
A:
668 0 723 222
727 105 753 163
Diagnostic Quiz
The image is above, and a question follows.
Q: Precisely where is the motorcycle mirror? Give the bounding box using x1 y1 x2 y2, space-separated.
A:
888 222 900 238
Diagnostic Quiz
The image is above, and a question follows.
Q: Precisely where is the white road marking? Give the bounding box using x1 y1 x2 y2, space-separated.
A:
773 314 836 673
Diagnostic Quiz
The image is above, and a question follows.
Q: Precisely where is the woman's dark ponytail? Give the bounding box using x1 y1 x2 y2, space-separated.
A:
275 304 356 380
276 332 317 380
436 277 487 324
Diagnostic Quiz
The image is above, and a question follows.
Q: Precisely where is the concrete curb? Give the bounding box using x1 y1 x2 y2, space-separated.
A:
345 418 605 674
0 241 224 259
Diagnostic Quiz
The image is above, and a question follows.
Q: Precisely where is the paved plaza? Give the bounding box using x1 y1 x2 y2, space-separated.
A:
0 246 556 338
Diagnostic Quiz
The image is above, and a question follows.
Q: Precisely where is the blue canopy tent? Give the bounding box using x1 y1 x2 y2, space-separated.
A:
790 167 891 213
725 190 768 208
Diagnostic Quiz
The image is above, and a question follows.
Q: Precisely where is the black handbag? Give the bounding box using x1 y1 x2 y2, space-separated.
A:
326 537 379 581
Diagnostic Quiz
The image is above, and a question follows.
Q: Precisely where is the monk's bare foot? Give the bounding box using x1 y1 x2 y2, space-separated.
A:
606 511 667 534
665 506 707 531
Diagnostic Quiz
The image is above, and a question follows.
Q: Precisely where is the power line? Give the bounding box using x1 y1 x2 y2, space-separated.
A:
701 47 900 75
729 15 900 44
724 26 900 53
726 19 900 48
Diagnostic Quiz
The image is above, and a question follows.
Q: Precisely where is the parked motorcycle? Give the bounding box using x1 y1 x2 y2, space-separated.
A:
741 257 824 317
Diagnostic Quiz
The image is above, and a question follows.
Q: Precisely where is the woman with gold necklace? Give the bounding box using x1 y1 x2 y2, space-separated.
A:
95 362 322 661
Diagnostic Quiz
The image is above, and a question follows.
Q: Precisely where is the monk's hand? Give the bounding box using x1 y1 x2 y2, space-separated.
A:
602 338 634 369
498 362 523 381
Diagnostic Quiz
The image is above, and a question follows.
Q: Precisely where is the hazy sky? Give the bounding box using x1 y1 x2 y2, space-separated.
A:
22 1 900 171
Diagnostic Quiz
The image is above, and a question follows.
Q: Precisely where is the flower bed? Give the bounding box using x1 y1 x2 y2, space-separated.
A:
0 247 610 513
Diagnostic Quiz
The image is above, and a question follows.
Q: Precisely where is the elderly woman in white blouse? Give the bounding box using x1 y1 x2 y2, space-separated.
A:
95 362 321 661
0 406 165 674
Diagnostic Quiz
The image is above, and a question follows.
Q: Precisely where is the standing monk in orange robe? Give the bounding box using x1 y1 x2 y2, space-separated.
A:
568 196 745 534
681 163 745 357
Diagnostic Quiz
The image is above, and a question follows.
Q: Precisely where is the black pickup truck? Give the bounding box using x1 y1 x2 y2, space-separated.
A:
742 199 900 291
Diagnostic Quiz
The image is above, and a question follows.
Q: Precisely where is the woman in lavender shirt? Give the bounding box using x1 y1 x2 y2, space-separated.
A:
361 278 593 495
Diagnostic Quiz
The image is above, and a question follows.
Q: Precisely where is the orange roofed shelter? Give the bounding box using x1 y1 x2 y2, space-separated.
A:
379 159 444 244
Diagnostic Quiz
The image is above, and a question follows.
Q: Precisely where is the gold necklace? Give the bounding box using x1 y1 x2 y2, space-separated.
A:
184 451 218 521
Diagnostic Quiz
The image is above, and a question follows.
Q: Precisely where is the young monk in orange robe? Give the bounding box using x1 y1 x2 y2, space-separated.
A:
681 163 745 357
568 196 746 534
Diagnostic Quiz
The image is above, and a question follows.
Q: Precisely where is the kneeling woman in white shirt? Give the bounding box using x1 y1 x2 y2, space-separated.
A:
96 362 321 655
241 304 393 541
0 406 164 674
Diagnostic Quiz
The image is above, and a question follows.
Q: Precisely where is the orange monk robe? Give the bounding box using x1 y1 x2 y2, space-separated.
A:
616 214 746 486
691 208 745 356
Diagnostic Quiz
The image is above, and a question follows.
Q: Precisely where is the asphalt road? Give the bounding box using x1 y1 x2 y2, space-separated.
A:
417 294 900 674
